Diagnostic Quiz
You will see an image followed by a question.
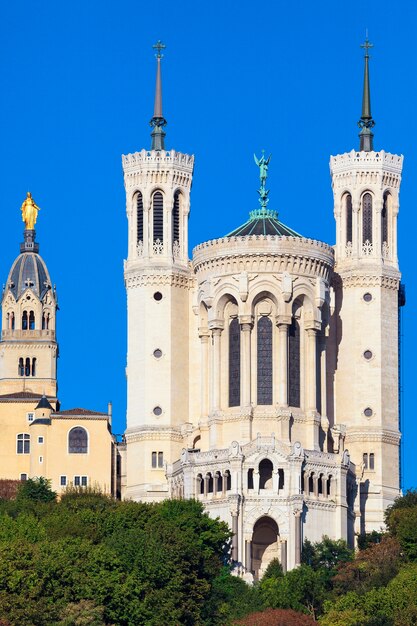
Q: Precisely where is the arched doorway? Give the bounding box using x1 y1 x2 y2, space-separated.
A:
252 516 280 580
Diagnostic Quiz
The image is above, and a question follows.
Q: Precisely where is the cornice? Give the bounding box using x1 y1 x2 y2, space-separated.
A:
124 270 195 290
345 429 400 445
332 271 400 290
192 235 334 279
125 426 183 444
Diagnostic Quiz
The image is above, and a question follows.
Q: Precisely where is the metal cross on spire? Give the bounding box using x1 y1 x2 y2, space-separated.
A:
358 33 375 151
150 40 167 150
360 34 373 57
153 40 166 59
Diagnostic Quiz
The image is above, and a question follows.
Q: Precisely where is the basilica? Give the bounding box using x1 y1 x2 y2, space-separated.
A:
0 40 404 579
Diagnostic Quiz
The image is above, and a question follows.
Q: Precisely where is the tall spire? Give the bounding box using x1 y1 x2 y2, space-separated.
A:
150 40 167 151
358 35 375 152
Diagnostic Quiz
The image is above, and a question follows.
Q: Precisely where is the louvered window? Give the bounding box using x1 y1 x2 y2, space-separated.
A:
153 192 164 243
257 316 273 405
362 193 373 243
229 318 240 407
346 194 353 244
288 318 300 407
382 192 389 245
173 192 180 247
137 192 143 243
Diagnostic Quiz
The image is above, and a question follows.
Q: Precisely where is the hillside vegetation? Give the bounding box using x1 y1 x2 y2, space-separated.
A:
0 480 416 625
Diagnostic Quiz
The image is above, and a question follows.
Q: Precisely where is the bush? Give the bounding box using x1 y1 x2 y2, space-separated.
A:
16 477 56 503
233 607 316 625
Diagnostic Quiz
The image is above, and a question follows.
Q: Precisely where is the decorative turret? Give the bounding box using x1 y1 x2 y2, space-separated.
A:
358 37 375 152
150 40 167 152
0 194 58 397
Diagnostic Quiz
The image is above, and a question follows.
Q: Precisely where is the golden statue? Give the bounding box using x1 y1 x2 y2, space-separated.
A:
20 192 40 230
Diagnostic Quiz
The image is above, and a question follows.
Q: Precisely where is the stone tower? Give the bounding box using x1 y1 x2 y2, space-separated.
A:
330 39 403 532
123 42 194 501
0 197 58 397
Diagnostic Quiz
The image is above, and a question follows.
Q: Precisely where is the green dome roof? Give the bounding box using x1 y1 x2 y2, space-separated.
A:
226 208 302 238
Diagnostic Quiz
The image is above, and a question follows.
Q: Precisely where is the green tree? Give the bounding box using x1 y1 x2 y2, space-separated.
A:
262 558 283 580
17 477 56 503
386 506 417 560
260 564 327 619
302 536 353 572
331 536 402 596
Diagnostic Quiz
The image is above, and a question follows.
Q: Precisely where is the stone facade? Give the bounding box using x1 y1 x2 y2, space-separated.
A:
123 121 403 578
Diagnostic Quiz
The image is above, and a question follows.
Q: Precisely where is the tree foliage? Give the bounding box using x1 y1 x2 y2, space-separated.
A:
0 492 232 625
233 607 316 625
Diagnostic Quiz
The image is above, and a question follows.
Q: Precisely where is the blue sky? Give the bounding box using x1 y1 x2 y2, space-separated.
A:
0 1 416 488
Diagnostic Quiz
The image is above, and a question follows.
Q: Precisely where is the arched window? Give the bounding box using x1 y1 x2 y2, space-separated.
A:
17 433 30 454
257 316 273 405
224 470 231 491
247 468 254 490
288 318 300 407
362 192 373 243
278 469 284 490
215 471 223 493
382 192 389 247
197 474 204 495
10 312 15 330
206 473 213 493
229 318 240 407
22 311 28 331
172 191 180 250
25 358 30 377
153 191 164 245
29 311 35 330
345 193 353 244
327 475 332 497
42 313 50 330
259 459 273 489
18 358 24 376
31 358 36 377
68 427 88 454
137 192 144 244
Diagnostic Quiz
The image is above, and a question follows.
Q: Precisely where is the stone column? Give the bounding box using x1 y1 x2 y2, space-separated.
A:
143 201 150 257
303 471 309 495
253 470 260 494
199 328 210 418
352 202 360 257
245 540 252 573
280 540 287 573
306 328 317 411
374 203 382 258
210 327 223 411
277 321 289 406
294 509 302 566
239 316 253 407
231 514 239 561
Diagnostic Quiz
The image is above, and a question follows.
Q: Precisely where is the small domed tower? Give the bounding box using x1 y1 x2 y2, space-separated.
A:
0 195 58 396
123 42 194 501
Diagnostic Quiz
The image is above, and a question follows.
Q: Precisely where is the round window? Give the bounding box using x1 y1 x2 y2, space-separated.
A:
364 407 373 417
153 406 162 416
363 293 372 302
153 349 163 359
363 350 373 360
153 291 163 301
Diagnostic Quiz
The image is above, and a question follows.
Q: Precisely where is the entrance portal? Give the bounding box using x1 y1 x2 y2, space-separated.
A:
252 516 280 580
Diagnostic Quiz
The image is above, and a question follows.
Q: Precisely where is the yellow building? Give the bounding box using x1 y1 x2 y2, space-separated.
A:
0 206 119 496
